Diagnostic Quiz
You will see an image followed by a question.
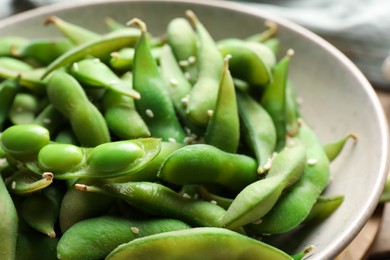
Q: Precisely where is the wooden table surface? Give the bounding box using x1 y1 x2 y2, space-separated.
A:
336 90 390 260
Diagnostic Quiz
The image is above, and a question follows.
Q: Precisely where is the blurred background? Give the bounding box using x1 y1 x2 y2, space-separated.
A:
2 0 390 90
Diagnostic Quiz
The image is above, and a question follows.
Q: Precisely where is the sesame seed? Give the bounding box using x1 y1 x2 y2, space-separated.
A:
207 110 214 117
182 193 191 199
110 52 119 58
252 219 262 225
210 200 217 205
130 227 140 234
169 78 178 86
11 181 16 190
193 193 199 200
179 60 189 67
145 109 154 118
93 58 101 63
181 96 190 106
184 72 192 80
110 79 118 85
168 137 177 143
43 118 52 125
184 127 191 135
188 56 196 64
307 158 318 166
72 62 79 71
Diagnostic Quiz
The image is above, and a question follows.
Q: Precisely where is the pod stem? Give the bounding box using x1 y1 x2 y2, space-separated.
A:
44 16 59 26
185 9 199 26
127 18 147 34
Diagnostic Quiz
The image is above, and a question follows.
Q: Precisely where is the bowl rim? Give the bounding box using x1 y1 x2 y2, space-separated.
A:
1 0 389 258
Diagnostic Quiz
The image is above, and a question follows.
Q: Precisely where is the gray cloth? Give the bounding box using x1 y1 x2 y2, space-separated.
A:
233 0 390 89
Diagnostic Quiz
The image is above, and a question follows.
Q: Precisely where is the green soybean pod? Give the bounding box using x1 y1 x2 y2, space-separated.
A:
304 195 344 224
102 89 151 140
0 57 34 72
17 38 74 66
0 175 18 260
166 17 198 83
323 132 357 162
185 10 224 126
0 65 46 94
42 28 141 78
157 144 258 193
44 16 100 45
9 93 40 125
106 227 293 260
0 78 21 130
15 229 59 260
69 58 140 99
261 50 293 151
20 184 64 238
0 124 50 161
0 36 28 56
221 144 306 230
57 216 191 260
130 18 186 142
76 181 227 228
218 38 272 88
59 184 116 233
248 120 331 234
32 104 66 135
5 170 54 195
46 71 110 147
237 90 277 174
204 55 240 153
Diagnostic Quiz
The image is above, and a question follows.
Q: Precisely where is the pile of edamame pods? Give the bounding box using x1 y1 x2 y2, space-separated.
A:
0 9 356 260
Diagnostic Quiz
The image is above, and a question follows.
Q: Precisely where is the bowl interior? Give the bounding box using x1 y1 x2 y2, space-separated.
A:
0 0 388 259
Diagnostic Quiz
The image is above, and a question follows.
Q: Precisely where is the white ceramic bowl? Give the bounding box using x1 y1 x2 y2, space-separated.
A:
1 0 388 259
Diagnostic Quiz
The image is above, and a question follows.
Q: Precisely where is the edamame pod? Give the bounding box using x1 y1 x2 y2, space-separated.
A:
16 38 74 66
59 184 115 233
323 132 357 162
158 144 258 192
185 10 224 126
5 170 53 195
0 57 34 72
46 71 110 147
0 78 21 130
248 120 330 234
218 38 272 88
69 58 141 99
57 216 191 260
20 184 64 238
237 90 277 174
166 17 198 83
45 16 100 45
32 104 66 135
43 28 141 77
0 67 46 94
9 93 40 125
204 55 240 153
102 88 151 139
304 195 344 224
106 227 293 260
221 144 306 230
130 18 186 142
0 175 18 260
0 36 28 56
76 181 227 227
109 47 160 72
261 50 293 151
